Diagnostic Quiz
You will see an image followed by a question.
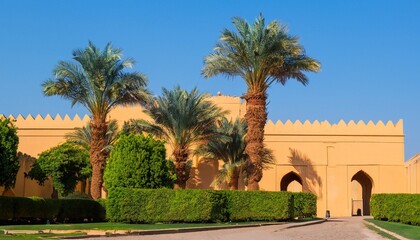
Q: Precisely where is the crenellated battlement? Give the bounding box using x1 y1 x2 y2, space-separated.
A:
265 119 403 135
1 113 90 128
1 112 403 136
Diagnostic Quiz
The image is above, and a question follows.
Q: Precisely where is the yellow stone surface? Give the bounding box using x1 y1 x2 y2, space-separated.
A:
1 95 419 217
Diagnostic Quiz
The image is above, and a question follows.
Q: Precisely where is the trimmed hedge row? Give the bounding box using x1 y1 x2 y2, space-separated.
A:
293 192 317 218
371 194 420 226
107 188 316 223
225 190 293 221
107 188 227 223
0 196 105 223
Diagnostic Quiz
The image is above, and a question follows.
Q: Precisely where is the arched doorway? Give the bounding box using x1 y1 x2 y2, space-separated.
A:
351 171 373 216
280 171 303 192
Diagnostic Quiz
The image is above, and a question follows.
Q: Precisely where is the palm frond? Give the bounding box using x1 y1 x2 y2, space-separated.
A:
202 14 320 94
65 119 119 153
42 42 151 120
196 117 249 188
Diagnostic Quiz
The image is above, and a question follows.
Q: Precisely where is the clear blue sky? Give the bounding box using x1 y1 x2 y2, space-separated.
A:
0 1 419 159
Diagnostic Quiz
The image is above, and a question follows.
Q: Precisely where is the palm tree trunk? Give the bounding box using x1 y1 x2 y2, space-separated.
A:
229 168 240 190
90 118 108 199
244 92 266 190
173 148 190 189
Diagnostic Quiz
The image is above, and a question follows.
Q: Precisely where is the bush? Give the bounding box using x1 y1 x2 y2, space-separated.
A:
107 188 226 223
104 134 175 189
225 190 294 221
293 192 317 218
107 188 297 223
0 196 105 223
371 194 420 226
0 118 19 190
58 199 105 222
28 143 91 197
62 192 93 200
0 196 14 220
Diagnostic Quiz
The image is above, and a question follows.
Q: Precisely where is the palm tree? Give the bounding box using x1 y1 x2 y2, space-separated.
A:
124 86 226 189
65 120 119 195
65 119 119 153
195 118 247 190
42 42 150 199
195 117 275 190
202 14 320 190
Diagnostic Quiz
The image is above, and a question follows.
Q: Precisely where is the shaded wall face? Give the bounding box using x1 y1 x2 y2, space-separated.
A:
351 171 372 216
351 181 363 215
405 155 420 193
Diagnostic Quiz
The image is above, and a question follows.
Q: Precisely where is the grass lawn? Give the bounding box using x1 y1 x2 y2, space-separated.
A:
0 230 86 240
0 221 270 231
365 224 399 240
365 219 420 240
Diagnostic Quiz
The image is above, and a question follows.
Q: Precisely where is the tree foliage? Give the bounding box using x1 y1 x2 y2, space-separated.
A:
202 14 320 189
42 41 151 199
195 118 246 189
195 117 275 189
104 134 175 189
65 119 119 153
28 143 91 197
202 14 321 92
124 86 226 188
0 118 19 189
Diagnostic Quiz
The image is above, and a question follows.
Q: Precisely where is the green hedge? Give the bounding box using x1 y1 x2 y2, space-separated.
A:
371 194 420 226
107 188 226 223
0 196 105 223
225 191 294 221
107 188 302 223
293 192 317 218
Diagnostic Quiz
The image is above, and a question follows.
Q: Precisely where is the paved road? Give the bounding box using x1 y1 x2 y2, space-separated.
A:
87 217 386 240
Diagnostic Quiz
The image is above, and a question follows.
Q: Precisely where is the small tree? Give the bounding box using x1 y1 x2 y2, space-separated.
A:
28 143 91 197
104 134 175 189
0 118 19 190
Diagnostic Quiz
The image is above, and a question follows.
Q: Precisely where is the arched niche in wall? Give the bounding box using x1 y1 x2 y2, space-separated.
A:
351 170 373 216
280 171 303 192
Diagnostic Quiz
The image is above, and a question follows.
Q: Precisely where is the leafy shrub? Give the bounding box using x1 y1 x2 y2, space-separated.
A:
293 192 317 218
104 134 175 189
62 192 93 200
0 196 14 221
225 190 294 221
28 143 91 197
58 199 105 222
371 194 420 226
0 118 19 190
0 196 105 223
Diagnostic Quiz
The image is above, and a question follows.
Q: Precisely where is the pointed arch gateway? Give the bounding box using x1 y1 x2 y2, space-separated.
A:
280 171 303 192
351 170 373 216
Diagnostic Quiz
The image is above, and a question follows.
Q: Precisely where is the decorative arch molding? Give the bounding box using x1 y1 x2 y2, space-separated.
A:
280 171 303 191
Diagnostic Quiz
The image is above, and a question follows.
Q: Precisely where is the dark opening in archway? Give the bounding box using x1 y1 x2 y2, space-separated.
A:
280 171 303 192
351 170 373 216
